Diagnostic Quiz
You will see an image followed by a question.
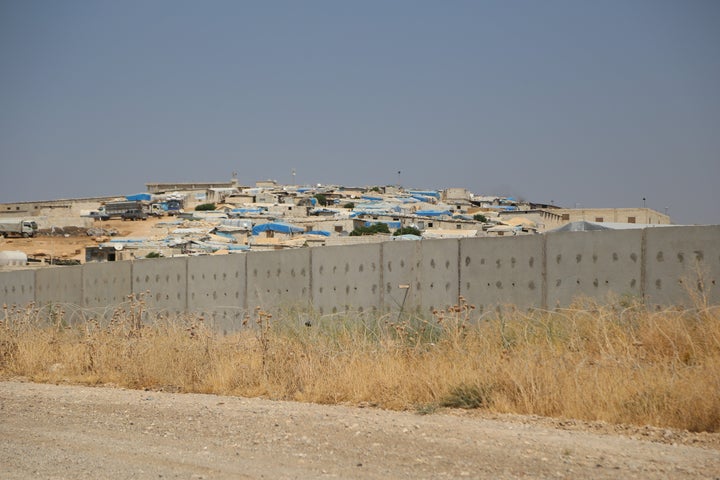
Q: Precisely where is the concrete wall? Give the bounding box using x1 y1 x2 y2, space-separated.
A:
1 226 718 330
546 229 643 307
83 261 132 315
460 235 544 312
382 240 422 314
246 248 311 314
187 254 246 334
312 244 382 315
644 225 720 306
416 239 460 314
0 269 35 308
132 257 187 316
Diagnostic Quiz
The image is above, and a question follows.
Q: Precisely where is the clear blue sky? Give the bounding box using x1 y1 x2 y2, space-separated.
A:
1 0 718 224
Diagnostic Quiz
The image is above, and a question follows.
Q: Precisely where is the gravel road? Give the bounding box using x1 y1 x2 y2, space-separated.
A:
1 381 718 479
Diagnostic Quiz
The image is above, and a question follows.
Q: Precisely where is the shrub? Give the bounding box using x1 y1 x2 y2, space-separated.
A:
195 203 216 211
343 202 355 209
350 223 390 236
313 194 328 207
473 213 488 222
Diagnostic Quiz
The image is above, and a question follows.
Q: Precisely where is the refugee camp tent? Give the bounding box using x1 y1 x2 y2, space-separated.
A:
252 222 304 236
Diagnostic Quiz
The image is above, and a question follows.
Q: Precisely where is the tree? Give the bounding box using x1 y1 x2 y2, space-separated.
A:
473 213 488 223
314 194 328 206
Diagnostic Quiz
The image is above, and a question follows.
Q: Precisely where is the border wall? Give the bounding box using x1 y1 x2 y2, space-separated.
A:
1 226 718 333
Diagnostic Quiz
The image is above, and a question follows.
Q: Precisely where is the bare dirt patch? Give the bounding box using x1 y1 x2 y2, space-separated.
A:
0 217 168 262
1 381 718 479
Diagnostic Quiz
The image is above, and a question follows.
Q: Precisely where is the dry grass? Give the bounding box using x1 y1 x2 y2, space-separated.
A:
2 295 719 433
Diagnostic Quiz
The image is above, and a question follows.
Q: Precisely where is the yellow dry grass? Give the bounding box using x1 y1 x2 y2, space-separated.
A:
2 296 719 432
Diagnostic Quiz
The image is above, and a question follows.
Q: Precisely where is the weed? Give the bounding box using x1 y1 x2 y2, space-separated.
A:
441 384 494 409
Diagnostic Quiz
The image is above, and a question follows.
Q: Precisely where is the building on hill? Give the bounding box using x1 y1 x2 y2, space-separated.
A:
552 207 670 226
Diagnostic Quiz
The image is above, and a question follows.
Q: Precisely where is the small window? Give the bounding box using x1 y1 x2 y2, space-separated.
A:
334 225 343 233
627 216 636 224
428 222 434 228
288 206 292 211
497 231 505 236
456 205 461 210
595 217 603 222
456 224 462 229
562 213 570 221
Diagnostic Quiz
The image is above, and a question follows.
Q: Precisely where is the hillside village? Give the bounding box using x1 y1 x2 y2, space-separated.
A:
0 178 671 266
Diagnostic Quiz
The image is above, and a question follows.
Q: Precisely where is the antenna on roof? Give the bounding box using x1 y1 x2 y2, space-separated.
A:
292 169 296 185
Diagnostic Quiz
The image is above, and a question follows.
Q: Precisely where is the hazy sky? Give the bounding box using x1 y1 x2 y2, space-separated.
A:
1 1 718 224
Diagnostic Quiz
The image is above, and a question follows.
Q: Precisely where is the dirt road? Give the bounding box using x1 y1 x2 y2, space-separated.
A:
1 382 718 479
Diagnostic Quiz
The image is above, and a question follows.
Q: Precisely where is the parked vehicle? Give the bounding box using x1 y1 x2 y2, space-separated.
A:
121 209 148 221
103 200 149 219
165 199 183 215
88 211 110 221
0 218 38 238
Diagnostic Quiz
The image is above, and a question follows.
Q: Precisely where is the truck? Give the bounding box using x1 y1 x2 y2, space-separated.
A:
100 200 150 220
0 218 38 238
121 209 148 221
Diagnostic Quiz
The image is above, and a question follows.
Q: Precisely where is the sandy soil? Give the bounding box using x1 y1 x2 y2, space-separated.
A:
1 381 718 479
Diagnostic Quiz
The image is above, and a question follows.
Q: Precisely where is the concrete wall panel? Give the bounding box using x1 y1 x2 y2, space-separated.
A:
460 235 544 311
35 265 84 321
36 265 83 306
132 257 187 316
82 262 132 316
312 244 382 315
644 225 720 306
187 254 246 333
382 241 422 314
546 230 643 307
0 269 35 308
246 248 310 314
417 239 460 314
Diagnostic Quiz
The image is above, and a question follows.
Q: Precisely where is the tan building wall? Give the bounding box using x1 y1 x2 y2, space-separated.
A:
553 208 671 225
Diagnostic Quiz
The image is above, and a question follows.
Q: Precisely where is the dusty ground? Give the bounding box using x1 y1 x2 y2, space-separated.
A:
0 217 169 262
1 381 718 479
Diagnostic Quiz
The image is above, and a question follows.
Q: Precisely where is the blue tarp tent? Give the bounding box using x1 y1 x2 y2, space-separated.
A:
252 222 305 236
360 195 383 202
231 208 264 215
365 221 401 229
126 193 152 201
306 230 331 237
415 210 452 217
